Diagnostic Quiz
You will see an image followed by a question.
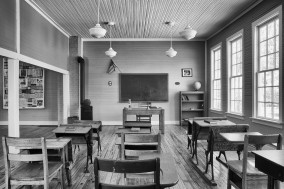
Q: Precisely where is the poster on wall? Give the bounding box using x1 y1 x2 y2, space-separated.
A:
3 58 45 109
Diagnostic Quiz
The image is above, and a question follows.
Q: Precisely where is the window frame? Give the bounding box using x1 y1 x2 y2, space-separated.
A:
226 30 244 119
210 43 222 112
252 5 283 128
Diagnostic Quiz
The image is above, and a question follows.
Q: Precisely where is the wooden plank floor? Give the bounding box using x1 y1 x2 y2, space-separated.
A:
0 125 280 189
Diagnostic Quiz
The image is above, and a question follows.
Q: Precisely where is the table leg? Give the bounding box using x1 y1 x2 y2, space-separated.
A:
123 109 126 127
60 149 67 188
160 109 165 134
192 126 201 164
63 145 72 186
84 135 91 173
267 176 274 189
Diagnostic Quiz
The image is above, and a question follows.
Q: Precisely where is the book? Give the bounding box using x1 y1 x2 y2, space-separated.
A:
65 126 76 131
131 127 140 132
204 120 217 124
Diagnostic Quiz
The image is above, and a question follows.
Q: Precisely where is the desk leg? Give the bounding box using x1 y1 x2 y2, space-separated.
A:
63 146 72 186
159 109 165 134
123 109 126 127
84 136 91 173
192 126 200 164
267 176 274 189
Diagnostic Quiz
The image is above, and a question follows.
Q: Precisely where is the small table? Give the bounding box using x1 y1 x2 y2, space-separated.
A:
17 138 73 186
138 153 179 188
52 126 92 173
123 107 165 134
220 132 262 144
252 150 284 189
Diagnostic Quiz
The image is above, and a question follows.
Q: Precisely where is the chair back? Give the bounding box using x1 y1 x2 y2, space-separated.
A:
242 134 282 186
208 124 249 152
121 132 161 160
2 137 49 183
94 157 160 189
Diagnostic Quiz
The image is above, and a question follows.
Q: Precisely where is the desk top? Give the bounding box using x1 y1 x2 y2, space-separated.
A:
52 126 91 134
138 153 179 188
220 132 262 143
194 120 236 127
252 150 284 168
115 127 151 134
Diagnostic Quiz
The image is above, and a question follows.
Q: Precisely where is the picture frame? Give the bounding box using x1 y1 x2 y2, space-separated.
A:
182 68 192 77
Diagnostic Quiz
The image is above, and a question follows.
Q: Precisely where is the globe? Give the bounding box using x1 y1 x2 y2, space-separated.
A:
193 81 201 91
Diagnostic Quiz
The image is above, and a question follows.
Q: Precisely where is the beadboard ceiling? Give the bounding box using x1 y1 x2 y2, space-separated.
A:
29 0 260 40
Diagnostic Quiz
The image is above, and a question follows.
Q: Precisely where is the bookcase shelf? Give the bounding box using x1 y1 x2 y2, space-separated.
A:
180 91 205 126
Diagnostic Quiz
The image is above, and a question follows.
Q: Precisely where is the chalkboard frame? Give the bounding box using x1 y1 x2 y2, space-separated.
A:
119 73 169 102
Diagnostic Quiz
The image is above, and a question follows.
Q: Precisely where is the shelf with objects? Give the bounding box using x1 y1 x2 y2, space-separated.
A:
180 91 205 126
3 58 44 109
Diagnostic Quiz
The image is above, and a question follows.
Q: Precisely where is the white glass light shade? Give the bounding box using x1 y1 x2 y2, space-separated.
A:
165 47 177 58
89 24 107 38
193 81 201 91
105 47 117 58
179 26 197 40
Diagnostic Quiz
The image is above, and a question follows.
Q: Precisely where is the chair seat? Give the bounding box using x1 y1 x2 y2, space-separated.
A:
227 158 266 176
11 162 63 181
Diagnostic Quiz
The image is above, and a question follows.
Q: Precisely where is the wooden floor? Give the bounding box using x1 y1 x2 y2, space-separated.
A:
0 124 278 189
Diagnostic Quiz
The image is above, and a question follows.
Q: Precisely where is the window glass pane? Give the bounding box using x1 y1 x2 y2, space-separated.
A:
276 36 279 52
267 38 275 53
273 70 279 86
239 77 242 88
236 39 241 52
265 71 272 86
236 52 241 63
232 42 236 53
258 87 264 101
273 87 279 103
258 102 265 117
265 87 272 102
276 19 279 35
259 25 267 41
237 64 242 75
231 78 235 89
267 21 275 38
259 56 267 71
232 65 236 76
275 52 279 68
267 54 275 69
258 72 265 87
274 103 279 120
232 54 236 65
231 101 235 112
266 103 272 118
260 41 267 56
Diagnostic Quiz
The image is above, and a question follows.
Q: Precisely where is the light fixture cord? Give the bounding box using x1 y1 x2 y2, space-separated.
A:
110 25 112 48
170 25 173 48
97 0 100 24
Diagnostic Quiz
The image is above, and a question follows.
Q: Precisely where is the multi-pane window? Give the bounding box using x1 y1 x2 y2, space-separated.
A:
211 46 222 110
229 36 243 114
256 17 279 120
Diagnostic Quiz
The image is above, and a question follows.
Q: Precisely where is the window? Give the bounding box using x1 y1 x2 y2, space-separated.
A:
253 5 282 125
227 30 243 115
211 44 222 111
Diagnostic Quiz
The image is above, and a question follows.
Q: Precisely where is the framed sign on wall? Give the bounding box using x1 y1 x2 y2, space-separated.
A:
3 58 45 109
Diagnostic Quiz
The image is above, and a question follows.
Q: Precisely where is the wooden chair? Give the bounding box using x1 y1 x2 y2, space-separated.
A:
94 157 160 189
121 132 161 160
205 124 249 181
2 136 64 189
227 134 282 189
190 116 227 162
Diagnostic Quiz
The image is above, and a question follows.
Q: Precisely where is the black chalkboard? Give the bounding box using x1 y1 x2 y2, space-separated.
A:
120 73 168 102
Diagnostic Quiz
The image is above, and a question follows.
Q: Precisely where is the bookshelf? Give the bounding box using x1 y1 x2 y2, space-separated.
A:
180 91 205 126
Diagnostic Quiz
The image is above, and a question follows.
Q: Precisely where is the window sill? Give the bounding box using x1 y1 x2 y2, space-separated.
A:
209 109 223 115
225 112 245 120
250 117 283 129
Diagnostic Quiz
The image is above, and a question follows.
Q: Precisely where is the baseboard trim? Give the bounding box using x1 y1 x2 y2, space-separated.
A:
0 121 58 126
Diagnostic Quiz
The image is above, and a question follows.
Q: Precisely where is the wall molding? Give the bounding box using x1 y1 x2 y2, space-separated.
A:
82 38 205 42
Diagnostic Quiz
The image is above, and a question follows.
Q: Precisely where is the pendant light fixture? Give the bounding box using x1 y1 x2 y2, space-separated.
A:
165 21 177 58
89 0 106 38
179 25 197 40
105 22 117 58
